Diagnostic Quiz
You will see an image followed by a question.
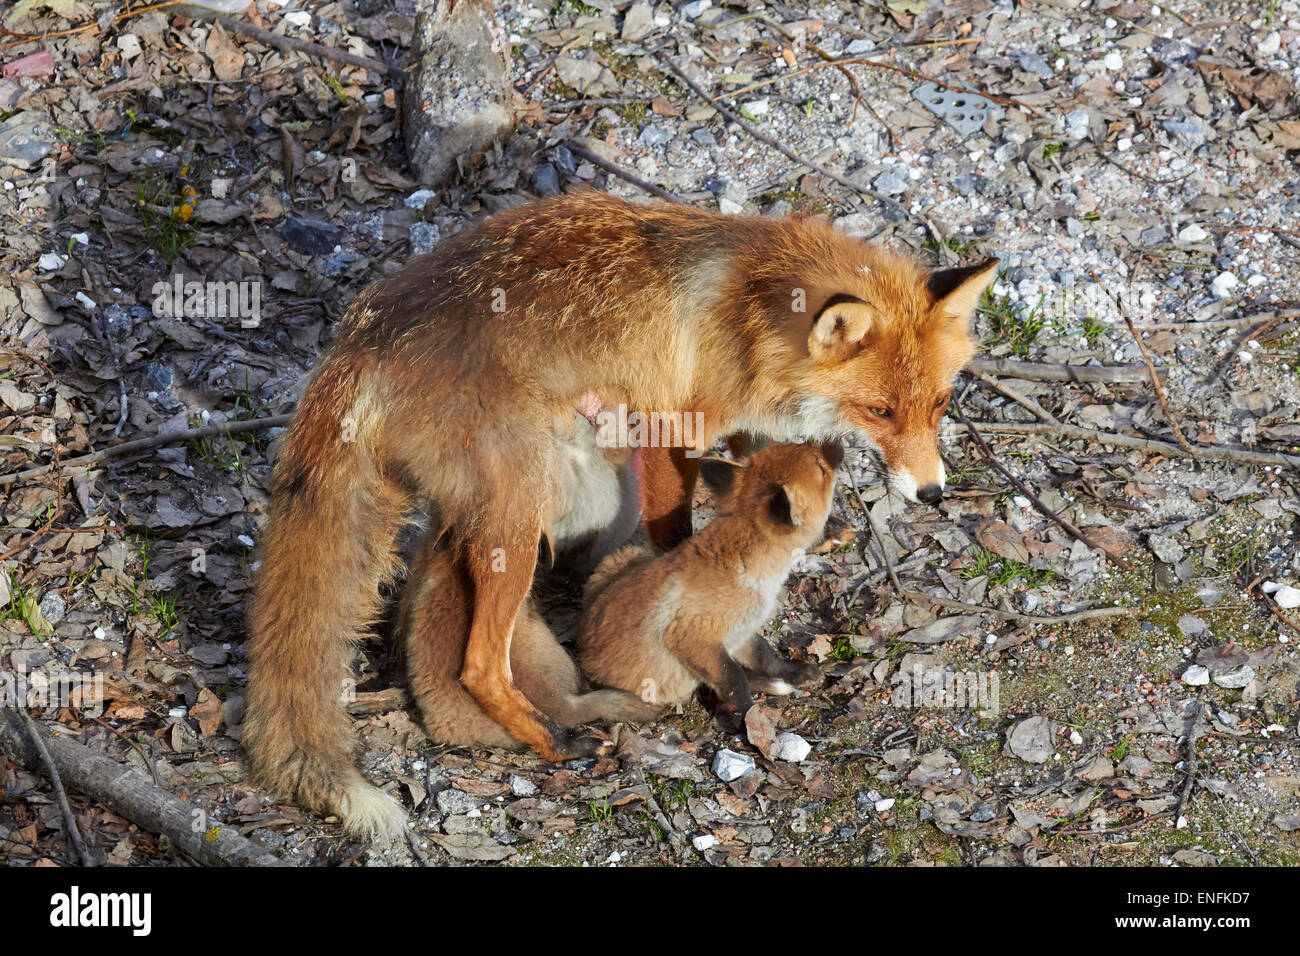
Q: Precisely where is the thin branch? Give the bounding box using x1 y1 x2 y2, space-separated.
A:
657 55 908 215
968 370 1062 426
949 419 1300 470
966 357 1166 384
0 414 292 487
951 403 1134 570
1091 270 1195 454
210 13 390 76
845 468 901 597
903 590 1136 625
18 712 95 866
564 141 686 205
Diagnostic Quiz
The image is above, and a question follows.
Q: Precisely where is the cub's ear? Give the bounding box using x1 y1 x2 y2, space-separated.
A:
927 257 1000 327
808 294 875 364
699 456 746 498
819 440 844 471
770 486 801 528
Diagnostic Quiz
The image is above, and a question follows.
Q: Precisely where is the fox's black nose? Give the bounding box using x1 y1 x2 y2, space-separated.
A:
917 484 943 505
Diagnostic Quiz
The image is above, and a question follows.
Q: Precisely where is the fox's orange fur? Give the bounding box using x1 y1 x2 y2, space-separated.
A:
577 443 836 721
244 191 996 838
399 536 660 750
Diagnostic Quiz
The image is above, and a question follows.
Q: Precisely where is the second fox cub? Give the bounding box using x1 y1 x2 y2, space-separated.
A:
577 443 838 721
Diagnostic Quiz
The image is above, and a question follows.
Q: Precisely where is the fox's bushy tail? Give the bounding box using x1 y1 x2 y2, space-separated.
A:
243 362 410 840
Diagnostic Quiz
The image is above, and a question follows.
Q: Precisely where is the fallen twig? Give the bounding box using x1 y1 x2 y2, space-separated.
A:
0 414 292 487
210 13 390 76
657 55 907 214
845 468 902 597
1091 270 1195 454
1170 690 1204 827
949 419 1300 470
902 590 1135 626
952 403 1134 570
968 370 1061 426
16 711 95 866
0 709 285 866
565 141 686 205
966 357 1165 384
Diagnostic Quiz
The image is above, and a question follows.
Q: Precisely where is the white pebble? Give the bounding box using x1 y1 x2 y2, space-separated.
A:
874 798 896 813
772 732 812 763
692 834 717 851
1104 51 1124 71
1177 224 1208 242
1210 271 1237 298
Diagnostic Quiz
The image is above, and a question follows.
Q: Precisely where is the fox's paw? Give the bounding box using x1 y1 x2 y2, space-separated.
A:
791 661 823 688
336 781 408 842
545 730 602 762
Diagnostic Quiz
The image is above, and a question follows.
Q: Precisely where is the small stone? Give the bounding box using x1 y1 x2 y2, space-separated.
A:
1181 665 1210 686
1210 271 1238 298
437 789 484 815
1015 52 1053 77
873 169 908 196
691 833 717 851
1258 31 1281 57
712 749 755 783
678 0 711 19
638 125 670 147
404 188 437 210
1176 615 1208 637
1263 582 1300 609
280 216 342 256
143 361 172 391
691 128 717 147
1064 108 1090 140
1147 534 1185 564
1069 730 1084 745
1006 715 1054 763
772 733 811 763
37 252 65 271
873 797 895 813
103 304 133 340
1177 223 1209 242
970 803 996 822
38 591 66 625
718 197 744 215
533 163 560 196
509 775 537 797
409 221 439 255
621 0 653 41
1103 51 1124 71
846 38 876 55
1211 664 1255 689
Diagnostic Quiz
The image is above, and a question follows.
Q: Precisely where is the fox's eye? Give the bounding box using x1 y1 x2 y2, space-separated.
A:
934 395 949 410
867 406 891 419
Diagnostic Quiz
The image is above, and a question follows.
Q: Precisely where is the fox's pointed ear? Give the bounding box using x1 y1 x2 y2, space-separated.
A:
928 257 1000 326
808 294 874 364
770 486 801 528
699 456 746 498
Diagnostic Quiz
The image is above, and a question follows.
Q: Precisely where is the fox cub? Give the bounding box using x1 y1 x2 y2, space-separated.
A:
399 411 655 749
577 442 839 722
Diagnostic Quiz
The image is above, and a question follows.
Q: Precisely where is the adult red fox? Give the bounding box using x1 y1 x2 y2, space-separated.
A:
577 442 838 722
244 191 996 838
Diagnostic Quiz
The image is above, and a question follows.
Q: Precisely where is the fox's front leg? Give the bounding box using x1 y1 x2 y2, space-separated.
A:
735 635 822 695
663 619 754 726
459 526 596 762
640 445 699 550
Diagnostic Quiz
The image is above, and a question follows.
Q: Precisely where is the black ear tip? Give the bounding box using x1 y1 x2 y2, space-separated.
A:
819 440 844 470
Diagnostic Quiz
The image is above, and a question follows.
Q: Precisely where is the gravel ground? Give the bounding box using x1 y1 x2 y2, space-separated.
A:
1 0 1298 867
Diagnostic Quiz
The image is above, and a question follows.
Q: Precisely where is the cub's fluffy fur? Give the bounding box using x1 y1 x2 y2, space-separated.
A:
577 443 838 720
